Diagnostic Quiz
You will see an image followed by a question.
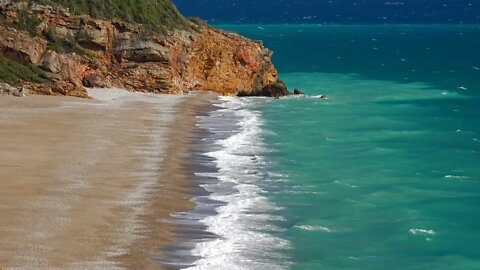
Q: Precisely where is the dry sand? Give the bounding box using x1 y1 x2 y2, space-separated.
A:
0 89 216 269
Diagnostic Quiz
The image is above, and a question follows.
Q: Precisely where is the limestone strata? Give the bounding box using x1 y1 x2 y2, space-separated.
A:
23 81 89 98
38 50 88 87
0 26 47 65
177 28 284 96
0 3 289 97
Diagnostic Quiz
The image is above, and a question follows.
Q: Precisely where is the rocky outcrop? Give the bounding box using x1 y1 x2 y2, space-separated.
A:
82 73 111 88
75 20 111 51
39 50 87 86
256 81 290 98
0 82 26 96
115 40 170 63
293 89 305 95
23 81 89 98
0 0 28 13
0 2 290 97
0 26 47 65
178 28 284 96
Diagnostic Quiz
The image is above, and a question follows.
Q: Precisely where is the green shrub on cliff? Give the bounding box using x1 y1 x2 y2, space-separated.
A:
0 9 42 36
0 57 50 84
43 28 85 55
33 0 191 31
188 16 209 31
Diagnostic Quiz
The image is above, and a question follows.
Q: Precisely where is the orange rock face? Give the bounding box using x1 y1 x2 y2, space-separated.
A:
39 50 88 87
178 28 280 95
23 81 90 98
0 26 47 65
0 5 289 97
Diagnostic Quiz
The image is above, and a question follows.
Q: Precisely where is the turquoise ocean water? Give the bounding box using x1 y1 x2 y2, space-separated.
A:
183 25 480 269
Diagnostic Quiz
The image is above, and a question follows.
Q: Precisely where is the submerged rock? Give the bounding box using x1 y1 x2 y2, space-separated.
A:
293 89 305 95
261 81 290 97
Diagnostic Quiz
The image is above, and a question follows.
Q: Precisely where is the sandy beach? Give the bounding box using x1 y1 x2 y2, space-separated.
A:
0 89 216 269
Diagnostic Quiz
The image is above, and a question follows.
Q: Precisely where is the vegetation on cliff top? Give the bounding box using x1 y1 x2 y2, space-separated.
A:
0 0 191 83
33 0 191 31
9 9 42 36
2 11 84 55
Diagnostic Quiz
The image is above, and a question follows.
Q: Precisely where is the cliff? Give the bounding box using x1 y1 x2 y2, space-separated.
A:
0 0 290 97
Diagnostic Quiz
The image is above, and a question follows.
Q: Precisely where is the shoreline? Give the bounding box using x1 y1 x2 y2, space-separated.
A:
162 96 292 269
158 98 223 269
118 90 219 270
0 89 217 269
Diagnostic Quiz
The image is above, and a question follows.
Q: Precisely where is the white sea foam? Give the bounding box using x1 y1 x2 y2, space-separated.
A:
185 97 290 270
295 225 335 233
334 180 358 188
310 95 329 99
444 175 470 179
409 228 436 235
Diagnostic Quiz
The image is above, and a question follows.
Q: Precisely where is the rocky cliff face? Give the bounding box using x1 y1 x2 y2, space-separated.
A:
0 1 290 97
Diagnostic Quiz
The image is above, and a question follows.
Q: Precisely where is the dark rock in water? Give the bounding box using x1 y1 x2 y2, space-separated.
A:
261 80 290 97
313 95 329 99
239 79 290 97
293 89 305 95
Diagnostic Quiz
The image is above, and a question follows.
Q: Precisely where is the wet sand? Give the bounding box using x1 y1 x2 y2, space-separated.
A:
0 89 216 269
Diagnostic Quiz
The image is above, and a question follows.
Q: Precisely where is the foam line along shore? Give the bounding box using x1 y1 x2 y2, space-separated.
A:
160 96 292 270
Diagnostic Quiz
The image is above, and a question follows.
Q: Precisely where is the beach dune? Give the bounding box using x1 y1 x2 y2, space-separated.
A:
0 89 214 269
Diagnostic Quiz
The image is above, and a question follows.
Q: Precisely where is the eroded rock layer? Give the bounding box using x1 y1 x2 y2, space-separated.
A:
0 1 289 97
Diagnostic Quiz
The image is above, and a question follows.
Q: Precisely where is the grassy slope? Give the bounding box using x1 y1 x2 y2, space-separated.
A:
0 57 50 84
34 0 191 30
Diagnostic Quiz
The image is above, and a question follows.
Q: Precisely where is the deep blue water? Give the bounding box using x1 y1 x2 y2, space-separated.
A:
173 0 480 24
221 24 480 93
